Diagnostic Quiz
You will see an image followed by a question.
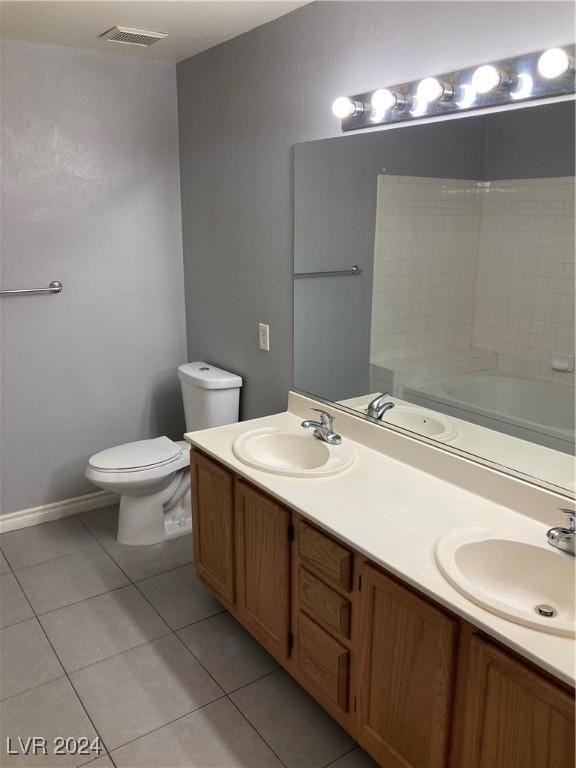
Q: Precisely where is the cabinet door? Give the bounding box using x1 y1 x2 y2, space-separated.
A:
358 564 457 768
235 481 291 660
455 635 575 768
190 451 235 604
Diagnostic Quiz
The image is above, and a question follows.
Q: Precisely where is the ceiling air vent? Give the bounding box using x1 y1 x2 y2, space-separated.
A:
100 26 168 47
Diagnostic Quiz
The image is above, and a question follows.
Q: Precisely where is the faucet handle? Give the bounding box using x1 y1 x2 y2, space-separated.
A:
311 408 334 430
559 508 576 530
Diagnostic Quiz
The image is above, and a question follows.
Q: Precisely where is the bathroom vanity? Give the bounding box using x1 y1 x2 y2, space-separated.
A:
186 393 575 768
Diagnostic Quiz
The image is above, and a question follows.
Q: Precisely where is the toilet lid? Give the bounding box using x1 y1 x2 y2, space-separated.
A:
89 437 182 471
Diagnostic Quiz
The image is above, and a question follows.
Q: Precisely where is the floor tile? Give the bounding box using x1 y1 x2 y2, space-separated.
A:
178 612 278 692
112 697 282 768
0 677 100 767
0 549 11 574
0 573 34 629
0 618 64 701
40 585 169 672
81 756 113 768
71 634 223 750
231 670 355 768
327 748 379 768
0 518 97 570
17 547 129 615
137 564 222 630
81 508 193 581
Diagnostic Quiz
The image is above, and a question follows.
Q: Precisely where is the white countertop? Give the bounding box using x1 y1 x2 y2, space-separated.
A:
185 394 575 687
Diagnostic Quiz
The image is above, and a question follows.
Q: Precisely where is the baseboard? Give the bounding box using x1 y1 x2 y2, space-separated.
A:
0 491 119 534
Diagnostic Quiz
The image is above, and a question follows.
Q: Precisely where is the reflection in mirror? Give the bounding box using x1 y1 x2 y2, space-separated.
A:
294 101 575 495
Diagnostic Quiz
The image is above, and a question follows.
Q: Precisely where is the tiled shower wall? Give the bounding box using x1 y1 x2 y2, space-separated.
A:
370 174 575 384
472 177 575 384
370 175 481 360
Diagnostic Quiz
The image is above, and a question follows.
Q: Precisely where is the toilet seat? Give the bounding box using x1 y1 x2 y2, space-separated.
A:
89 437 183 473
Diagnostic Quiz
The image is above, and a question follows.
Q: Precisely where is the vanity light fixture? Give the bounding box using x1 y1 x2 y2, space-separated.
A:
333 44 575 132
416 77 454 103
537 47 572 79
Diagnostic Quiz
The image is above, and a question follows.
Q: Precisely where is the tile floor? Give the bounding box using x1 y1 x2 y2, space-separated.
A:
0 507 377 768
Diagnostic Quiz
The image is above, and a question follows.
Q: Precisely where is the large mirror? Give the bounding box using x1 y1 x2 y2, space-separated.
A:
294 101 575 496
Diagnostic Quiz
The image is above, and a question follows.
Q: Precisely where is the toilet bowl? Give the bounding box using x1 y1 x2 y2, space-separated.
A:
86 437 191 546
85 362 242 546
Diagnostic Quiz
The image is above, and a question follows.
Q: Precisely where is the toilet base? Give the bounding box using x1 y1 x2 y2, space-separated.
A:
117 470 192 546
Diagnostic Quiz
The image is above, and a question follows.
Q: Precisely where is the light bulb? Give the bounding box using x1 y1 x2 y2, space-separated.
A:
332 97 355 118
510 73 533 100
371 88 397 112
537 47 570 79
416 77 444 103
455 84 476 108
471 64 502 94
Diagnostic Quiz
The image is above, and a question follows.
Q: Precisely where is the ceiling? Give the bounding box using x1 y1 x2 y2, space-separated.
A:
0 1 308 62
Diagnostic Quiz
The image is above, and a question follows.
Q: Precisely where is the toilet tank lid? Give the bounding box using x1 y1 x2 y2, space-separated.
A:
178 362 243 390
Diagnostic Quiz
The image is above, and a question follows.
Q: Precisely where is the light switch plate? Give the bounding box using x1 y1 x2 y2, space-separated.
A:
258 322 270 352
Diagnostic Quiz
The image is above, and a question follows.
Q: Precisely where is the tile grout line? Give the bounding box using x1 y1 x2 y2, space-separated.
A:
4 513 347 767
106 693 229 760
226 692 290 768
8 565 113 764
11 539 116 577
78 511 195 584
5 541 101 573
81 513 290 765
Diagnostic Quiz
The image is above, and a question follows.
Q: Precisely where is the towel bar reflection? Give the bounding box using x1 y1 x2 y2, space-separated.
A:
294 265 363 279
0 281 63 297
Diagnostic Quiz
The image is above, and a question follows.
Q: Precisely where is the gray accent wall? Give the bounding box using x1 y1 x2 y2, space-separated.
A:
177 0 574 419
1 40 186 515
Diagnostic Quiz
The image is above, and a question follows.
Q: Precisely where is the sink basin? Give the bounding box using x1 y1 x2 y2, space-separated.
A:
436 528 575 637
381 405 457 442
232 428 355 477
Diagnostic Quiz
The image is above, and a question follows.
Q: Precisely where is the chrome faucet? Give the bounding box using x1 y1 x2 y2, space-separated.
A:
301 409 342 445
547 509 575 556
366 393 396 420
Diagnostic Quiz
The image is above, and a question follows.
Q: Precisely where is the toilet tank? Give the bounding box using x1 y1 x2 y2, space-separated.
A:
178 362 242 432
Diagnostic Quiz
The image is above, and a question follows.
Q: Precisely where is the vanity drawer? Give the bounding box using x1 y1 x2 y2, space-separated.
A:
297 612 350 712
298 522 353 593
299 567 351 640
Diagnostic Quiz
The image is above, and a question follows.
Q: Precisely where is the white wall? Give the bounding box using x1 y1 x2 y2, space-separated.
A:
1 40 186 515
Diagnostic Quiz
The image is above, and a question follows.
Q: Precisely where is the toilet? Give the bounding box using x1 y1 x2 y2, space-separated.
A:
85 362 242 546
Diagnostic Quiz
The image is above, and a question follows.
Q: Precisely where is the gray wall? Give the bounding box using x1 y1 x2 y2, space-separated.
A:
294 119 486 401
177 0 574 419
1 40 186 514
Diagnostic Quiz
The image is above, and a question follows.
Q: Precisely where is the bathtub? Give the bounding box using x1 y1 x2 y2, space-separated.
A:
404 372 575 455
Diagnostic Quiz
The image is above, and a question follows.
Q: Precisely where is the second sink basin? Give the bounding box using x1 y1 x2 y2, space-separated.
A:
436 527 575 637
381 405 457 442
232 428 355 477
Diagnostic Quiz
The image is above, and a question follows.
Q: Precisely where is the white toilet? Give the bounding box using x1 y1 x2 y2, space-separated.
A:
85 362 242 546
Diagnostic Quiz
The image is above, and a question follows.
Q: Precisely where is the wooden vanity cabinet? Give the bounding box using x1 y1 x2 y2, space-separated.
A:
234 480 291 661
190 451 235 603
357 563 458 768
452 634 575 768
190 450 575 768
